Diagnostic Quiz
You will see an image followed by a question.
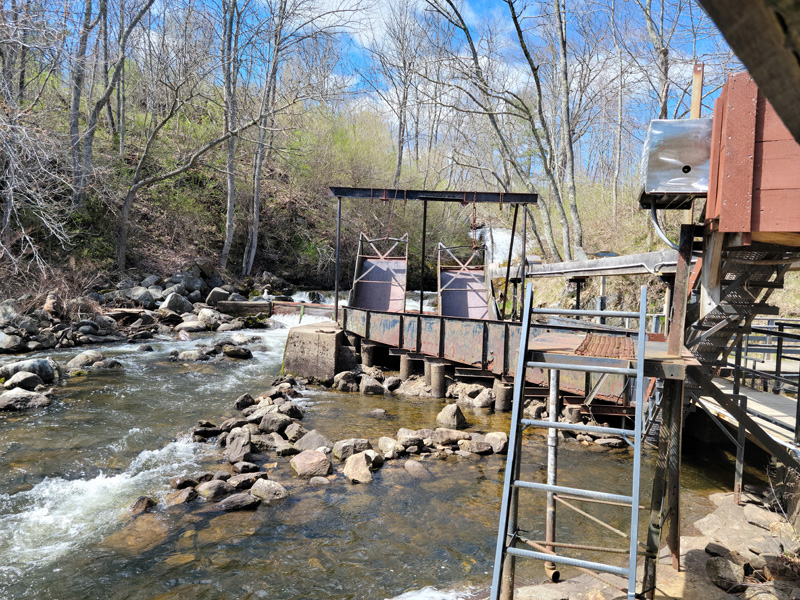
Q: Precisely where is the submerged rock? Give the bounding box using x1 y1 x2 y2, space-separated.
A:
216 492 261 512
129 496 157 516
165 487 197 506
404 460 432 479
66 350 104 369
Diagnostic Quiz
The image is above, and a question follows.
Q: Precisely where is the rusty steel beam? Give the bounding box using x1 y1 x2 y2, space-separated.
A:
329 187 537 204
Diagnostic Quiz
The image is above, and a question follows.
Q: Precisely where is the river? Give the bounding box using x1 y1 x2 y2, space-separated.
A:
0 312 730 600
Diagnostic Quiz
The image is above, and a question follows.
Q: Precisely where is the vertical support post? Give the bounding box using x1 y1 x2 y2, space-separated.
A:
734 338 746 505
684 63 704 226
424 359 432 386
545 368 560 582
642 378 680 599
431 363 447 398
502 205 519 321
511 282 518 321
419 200 428 313
574 280 582 311
666 377 684 571
775 323 784 394
492 282 534 600
667 225 695 357
521 203 527 310
334 196 342 323
599 275 607 325
493 379 513 412
400 354 413 380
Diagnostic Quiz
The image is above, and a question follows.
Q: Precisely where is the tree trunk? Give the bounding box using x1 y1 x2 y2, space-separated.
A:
69 0 94 208
219 0 239 271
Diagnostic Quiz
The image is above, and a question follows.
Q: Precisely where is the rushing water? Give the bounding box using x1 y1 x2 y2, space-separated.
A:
0 314 725 600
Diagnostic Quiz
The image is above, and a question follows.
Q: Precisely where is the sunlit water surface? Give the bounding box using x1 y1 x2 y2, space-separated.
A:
0 314 726 599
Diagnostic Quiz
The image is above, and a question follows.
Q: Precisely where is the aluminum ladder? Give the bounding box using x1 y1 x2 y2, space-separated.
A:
490 283 648 600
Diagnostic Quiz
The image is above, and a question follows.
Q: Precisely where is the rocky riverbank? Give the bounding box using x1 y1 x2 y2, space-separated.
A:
0 261 295 356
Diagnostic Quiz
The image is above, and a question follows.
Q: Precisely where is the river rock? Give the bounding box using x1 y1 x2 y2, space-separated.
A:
364 449 384 469
285 422 308 443
222 345 252 359
396 428 424 448
276 442 300 456
0 300 19 325
165 487 197 505
378 436 404 457
67 350 104 369
433 428 471 445
233 461 259 473
0 388 52 411
472 389 495 408
129 496 157 516
742 583 792 600
344 452 374 484
744 503 776 530
333 370 358 392
176 321 206 333
359 375 385 395
169 476 198 489
384 376 402 391
220 417 248 433
293 429 333 452
228 472 269 490
163 293 193 314
594 437 626 449
225 427 252 464
0 358 57 383
206 288 230 307
706 556 745 592
250 479 289 504
277 401 303 420
3 371 43 391
259 412 293 434
404 460 432 479
234 393 255 411
196 479 235 501
333 438 372 461
290 450 332 478
436 404 468 429
309 476 330 487
0 331 25 352
216 492 261 512
458 439 493 454
485 432 509 454
128 287 156 310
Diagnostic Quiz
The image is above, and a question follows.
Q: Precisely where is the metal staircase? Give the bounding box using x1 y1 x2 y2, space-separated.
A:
490 283 649 600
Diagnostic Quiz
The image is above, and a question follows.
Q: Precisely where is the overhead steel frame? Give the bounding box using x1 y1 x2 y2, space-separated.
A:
328 187 538 324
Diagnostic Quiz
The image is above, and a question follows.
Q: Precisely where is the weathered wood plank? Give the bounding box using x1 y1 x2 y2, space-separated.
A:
706 93 726 222
719 73 757 233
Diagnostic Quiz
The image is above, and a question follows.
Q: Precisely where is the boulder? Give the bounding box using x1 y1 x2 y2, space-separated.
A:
0 358 57 384
127 287 156 310
344 452 374 484
141 275 162 288
275 442 300 457
176 350 209 362
169 477 198 490
364 449 385 470
332 438 372 462
290 450 332 478
206 287 230 307
163 293 193 314
195 479 235 501
457 439 493 454
162 283 186 298
176 321 206 333
742 583 791 600
294 429 333 452
224 427 252 464
433 428 471 446
277 402 304 420
0 331 25 353
66 350 104 369
234 393 255 410
285 422 308 443
0 388 52 411
472 389 495 408
228 472 269 490
744 503 776 531
437 404 468 429
397 428 424 448
250 479 289 504
378 437 404 456
0 300 19 325
309 476 331 487
594 437 626 449
216 492 261 511
333 370 358 392
3 371 43 391
220 417 248 433
233 461 259 473
165 488 197 506
485 432 509 454
129 496 157 516
384 376 402 391
259 412 293 434
706 556 745 592
222 345 252 359
359 375 385 395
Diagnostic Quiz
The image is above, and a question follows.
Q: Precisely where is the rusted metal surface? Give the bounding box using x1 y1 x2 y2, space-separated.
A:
402 317 418 352
438 244 491 320
575 333 635 360
350 234 408 313
443 320 485 367
419 317 442 356
368 312 402 347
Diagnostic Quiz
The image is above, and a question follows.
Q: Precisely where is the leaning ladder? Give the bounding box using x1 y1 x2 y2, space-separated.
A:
490 283 648 600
